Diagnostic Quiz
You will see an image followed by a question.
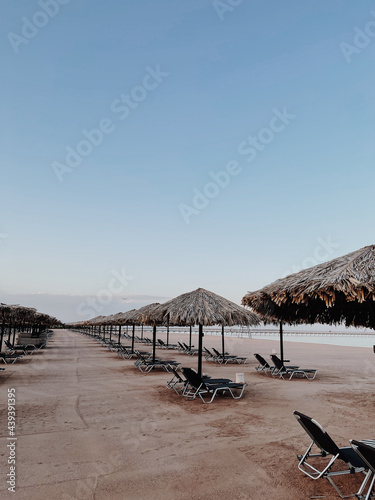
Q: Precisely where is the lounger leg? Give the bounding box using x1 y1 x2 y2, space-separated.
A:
200 388 217 404
228 385 246 399
354 470 374 500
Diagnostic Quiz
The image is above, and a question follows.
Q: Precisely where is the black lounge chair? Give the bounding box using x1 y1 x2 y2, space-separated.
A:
157 339 179 350
120 347 151 361
5 340 36 354
212 347 247 365
203 347 216 361
181 367 246 404
254 353 274 373
166 368 189 394
168 367 233 397
134 351 181 373
182 343 199 355
270 355 317 380
350 440 375 500
294 410 367 498
0 352 24 364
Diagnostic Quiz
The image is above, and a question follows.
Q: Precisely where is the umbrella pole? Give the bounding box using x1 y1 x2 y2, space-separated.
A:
222 325 225 356
109 325 112 341
152 325 156 363
141 324 143 340
280 321 284 362
166 325 169 346
131 324 135 352
117 325 121 345
198 324 203 378
189 326 192 349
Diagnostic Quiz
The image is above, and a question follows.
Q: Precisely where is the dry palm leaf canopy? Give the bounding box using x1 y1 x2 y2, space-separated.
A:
140 288 259 377
141 288 259 326
242 244 375 329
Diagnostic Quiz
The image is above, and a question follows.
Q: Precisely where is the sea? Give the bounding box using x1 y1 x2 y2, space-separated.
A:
138 324 375 349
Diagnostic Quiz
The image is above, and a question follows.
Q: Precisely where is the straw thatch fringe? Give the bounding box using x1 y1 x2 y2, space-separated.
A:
120 303 160 325
141 288 260 326
242 244 375 329
0 303 61 327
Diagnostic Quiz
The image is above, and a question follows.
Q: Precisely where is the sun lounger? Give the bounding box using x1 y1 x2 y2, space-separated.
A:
294 410 367 498
182 343 200 355
5 340 37 354
181 367 246 404
254 354 274 373
0 352 24 364
203 347 216 361
167 367 233 397
119 346 150 360
270 355 317 380
211 347 247 364
177 341 187 352
166 368 188 394
350 440 375 500
158 339 179 350
134 351 181 373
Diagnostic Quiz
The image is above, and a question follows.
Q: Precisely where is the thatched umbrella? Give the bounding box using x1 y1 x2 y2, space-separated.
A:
141 288 259 377
124 304 160 359
107 311 129 344
112 309 137 347
242 244 375 360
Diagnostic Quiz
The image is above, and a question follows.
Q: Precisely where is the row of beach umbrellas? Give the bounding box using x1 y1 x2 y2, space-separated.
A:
0 303 62 351
71 289 259 377
71 244 375 374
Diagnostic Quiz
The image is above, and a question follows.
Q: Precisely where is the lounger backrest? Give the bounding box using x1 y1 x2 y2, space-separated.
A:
351 440 375 472
212 348 221 357
171 367 184 382
5 340 13 349
135 351 145 361
254 354 269 367
181 367 204 390
270 355 284 370
294 411 340 456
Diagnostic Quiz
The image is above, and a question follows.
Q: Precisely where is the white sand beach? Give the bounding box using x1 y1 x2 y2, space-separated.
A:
1 329 374 499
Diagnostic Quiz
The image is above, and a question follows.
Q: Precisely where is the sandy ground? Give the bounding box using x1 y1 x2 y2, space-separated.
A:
0 329 375 500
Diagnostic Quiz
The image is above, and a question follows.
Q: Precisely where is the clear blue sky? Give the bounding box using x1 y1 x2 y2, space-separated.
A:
1 0 375 322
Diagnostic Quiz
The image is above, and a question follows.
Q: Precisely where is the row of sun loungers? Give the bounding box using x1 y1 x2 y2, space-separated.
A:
204 347 247 364
77 330 247 403
0 338 49 364
85 334 182 373
254 353 318 380
294 410 375 498
0 332 53 371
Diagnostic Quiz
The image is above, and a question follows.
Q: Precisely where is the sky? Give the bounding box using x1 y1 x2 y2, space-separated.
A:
1 0 375 323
